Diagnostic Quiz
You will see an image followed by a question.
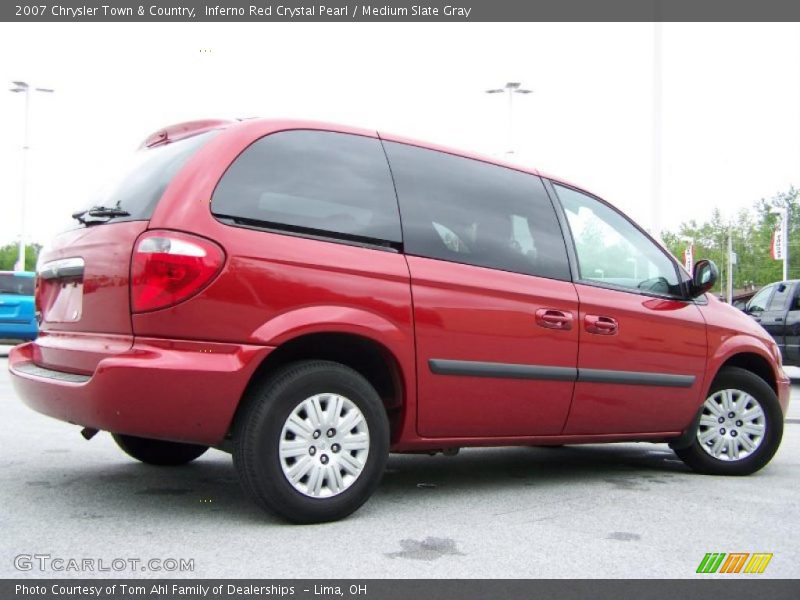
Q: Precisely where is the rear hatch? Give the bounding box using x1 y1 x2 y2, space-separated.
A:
0 272 35 327
34 130 217 374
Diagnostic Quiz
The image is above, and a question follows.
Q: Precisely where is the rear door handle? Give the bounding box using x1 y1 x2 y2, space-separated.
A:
585 314 618 335
535 308 573 331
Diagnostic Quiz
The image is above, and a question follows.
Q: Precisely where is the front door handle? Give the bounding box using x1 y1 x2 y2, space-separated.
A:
585 314 618 335
535 308 573 331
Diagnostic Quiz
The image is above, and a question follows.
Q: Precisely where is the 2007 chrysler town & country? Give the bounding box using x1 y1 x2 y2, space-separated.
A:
9 119 791 523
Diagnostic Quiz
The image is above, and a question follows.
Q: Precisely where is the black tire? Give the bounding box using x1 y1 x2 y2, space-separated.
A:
233 360 390 524
112 434 208 466
674 367 783 475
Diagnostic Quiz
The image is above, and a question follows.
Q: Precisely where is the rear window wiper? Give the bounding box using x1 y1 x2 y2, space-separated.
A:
72 206 131 225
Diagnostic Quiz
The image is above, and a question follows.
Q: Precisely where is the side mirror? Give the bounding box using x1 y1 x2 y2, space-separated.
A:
689 259 719 298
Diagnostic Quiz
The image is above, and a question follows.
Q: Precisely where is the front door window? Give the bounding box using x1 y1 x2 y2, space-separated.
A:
556 184 682 297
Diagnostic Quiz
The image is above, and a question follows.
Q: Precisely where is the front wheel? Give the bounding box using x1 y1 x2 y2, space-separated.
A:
233 360 390 523
674 367 783 475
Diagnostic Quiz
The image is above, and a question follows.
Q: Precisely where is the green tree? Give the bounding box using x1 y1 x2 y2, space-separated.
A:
0 243 42 272
662 187 799 292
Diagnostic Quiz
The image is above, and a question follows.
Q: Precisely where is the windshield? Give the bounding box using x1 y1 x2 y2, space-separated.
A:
73 131 218 224
0 273 34 296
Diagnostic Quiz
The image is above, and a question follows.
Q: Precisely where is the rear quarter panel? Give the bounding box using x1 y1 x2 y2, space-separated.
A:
139 120 418 438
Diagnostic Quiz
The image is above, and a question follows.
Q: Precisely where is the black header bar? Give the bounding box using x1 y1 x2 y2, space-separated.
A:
3 579 800 600
5 0 800 22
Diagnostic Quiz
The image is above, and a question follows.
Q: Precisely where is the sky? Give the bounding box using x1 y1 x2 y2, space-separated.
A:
1 22 799 248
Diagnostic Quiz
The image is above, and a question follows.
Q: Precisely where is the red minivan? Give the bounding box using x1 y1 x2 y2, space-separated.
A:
9 119 791 523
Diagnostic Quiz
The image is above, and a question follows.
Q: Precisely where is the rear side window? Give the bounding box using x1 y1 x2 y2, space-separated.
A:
768 283 790 311
383 141 570 280
747 285 774 313
792 286 800 311
0 274 34 295
211 130 401 244
76 131 217 222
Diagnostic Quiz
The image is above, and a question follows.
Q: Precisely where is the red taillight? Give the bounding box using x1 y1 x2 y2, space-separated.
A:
131 231 224 313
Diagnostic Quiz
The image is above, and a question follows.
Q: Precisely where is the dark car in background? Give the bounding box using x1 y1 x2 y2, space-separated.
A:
742 280 800 366
0 271 37 342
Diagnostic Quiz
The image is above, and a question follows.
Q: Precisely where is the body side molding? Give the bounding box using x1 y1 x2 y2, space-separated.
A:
429 359 576 381
428 358 695 388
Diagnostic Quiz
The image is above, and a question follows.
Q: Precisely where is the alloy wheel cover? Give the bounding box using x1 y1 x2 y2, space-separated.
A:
278 393 370 498
697 388 766 462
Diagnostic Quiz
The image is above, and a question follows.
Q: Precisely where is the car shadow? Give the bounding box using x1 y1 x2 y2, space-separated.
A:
380 444 691 495
15 443 692 526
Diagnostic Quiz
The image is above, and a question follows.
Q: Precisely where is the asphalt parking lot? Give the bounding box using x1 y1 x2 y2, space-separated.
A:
1 344 798 579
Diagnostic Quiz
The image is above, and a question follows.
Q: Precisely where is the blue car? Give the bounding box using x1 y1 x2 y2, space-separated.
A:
0 271 37 342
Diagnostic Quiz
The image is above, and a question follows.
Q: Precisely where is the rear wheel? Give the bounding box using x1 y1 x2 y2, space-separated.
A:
112 434 208 466
234 360 390 523
674 367 783 475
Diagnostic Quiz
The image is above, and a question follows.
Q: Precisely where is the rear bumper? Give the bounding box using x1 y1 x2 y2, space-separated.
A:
8 338 273 446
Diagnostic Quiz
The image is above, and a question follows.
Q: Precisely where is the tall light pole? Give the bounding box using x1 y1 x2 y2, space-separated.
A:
625 257 638 280
727 225 735 304
678 235 695 273
486 82 532 156
651 22 663 242
9 81 54 272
